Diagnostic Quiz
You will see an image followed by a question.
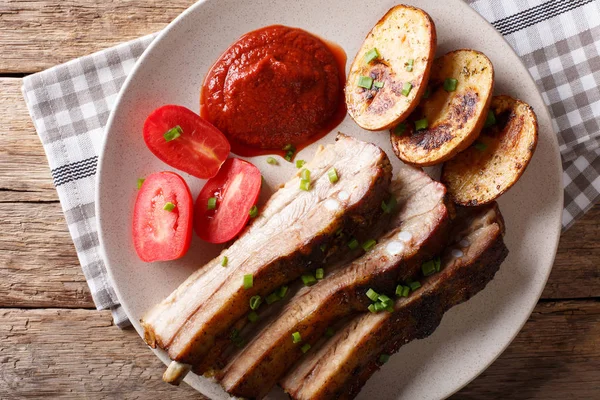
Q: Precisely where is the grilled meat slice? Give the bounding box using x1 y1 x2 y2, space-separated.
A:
281 203 508 400
219 165 449 399
140 134 392 374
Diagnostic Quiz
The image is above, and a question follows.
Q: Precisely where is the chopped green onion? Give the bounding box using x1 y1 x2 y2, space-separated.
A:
393 123 407 136
296 160 306 168
358 76 374 90
300 179 311 191
484 110 497 128
163 202 176 212
444 78 458 92
402 286 410 297
474 142 488 151
362 239 377 251
285 150 295 162
366 288 380 302
382 196 398 214
386 304 394 313
221 256 228 267
266 156 278 165
379 354 391 364
266 292 280 305
292 331 302 343
249 205 258 218
283 143 295 152
348 238 359 250
368 304 377 313
243 274 253 289
364 48 380 63
163 125 182 141
248 311 259 323
434 256 441 272
378 294 392 306
229 328 245 348
395 285 404 297
320 243 327 253
374 302 385 312
401 82 413 97
409 281 421 291
422 87 431 99
373 80 385 88
301 274 317 287
301 169 311 181
415 118 428 131
301 343 311 353
327 168 339 183
422 260 436 276
137 178 145 190
406 58 414 72
277 286 289 299
207 197 217 210
249 295 262 310
325 327 335 338
315 268 324 280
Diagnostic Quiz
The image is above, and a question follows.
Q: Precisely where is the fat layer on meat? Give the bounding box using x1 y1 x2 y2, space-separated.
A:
281 203 508 400
140 134 391 368
219 165 449 399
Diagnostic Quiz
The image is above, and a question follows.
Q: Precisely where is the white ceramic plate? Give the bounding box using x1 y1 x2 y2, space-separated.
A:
96 0 563 399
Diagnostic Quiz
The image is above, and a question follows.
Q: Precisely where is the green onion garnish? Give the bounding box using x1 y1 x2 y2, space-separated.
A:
423 87 431 99
409 281 421 291
474 142 488 151
381 196 398 214
393 123 407 136
348 238 359 250
266 292 280 305
402 286 410 297
320 243 327 253
315 268 324 280
373 81 385 88
484 110 497 128
249 295 262 310
378 294 392 306
325 327 335 338
266 156 278 165
300 179 311 191
277 286 289 299
358 76 374 90
221 256 228 267
374 302 385 312
422 260 436 276
292 331 302 343
301 343 311 353
328 168 339 183
163 125 182 141
434 256 441 272
364 48 380 63
137 178 145 190
301 169 310 181
249 205 258 218
401 82 413 97
386 304 394 313
296 160 306 168
444 78 458 92
285 150 295 162
406 59 414 72
163 202 176 212
301 274 317 287
229 328 245 348
366 288 379 302
207 197 217 210
362 239 377 251
368 304 377 313
379 354 391 364
243 274 253 289
283 143 295 152
395 285 404 297
415 118 428 131
248 311 259 323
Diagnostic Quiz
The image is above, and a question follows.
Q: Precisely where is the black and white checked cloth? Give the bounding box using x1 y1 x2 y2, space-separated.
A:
22 1 600 327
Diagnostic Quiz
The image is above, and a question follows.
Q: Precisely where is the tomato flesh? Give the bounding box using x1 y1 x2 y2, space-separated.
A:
133 171 193 262
143 105 231 179
195 158 262 244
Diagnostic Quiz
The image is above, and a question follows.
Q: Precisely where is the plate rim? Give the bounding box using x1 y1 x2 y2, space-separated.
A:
95 0 564 398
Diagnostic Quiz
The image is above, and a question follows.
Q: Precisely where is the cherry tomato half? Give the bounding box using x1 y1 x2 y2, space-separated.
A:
194 158 262 244
133 171 193 262
143 105 231 179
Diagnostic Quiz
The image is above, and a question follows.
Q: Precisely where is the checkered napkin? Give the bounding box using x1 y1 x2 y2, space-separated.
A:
21 0 600 327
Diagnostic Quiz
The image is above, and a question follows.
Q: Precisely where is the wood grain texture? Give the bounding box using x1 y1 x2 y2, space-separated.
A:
0 0 195 74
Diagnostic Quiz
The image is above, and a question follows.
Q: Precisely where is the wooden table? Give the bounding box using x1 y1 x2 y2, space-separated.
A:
1 1 599 399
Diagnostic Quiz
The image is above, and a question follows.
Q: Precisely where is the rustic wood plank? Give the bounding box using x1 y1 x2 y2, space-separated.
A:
1 301 597 399
0 78 57 202
0 0 195 74
0 202 93 308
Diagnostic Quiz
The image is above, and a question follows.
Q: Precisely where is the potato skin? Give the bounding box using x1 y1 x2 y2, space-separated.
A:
345 5 437 131
391 49 495 166
441 95 539 206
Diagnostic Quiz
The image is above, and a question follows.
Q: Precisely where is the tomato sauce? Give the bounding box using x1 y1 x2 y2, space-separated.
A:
200 25 346 157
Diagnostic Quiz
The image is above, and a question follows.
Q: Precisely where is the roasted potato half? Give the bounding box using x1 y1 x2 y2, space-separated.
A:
345 5 436 131
391 49 494 166
441 95 539 206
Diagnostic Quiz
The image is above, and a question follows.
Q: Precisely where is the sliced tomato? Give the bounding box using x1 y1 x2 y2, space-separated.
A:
194 158 262 244
143 105 231 179
133 171 193 262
